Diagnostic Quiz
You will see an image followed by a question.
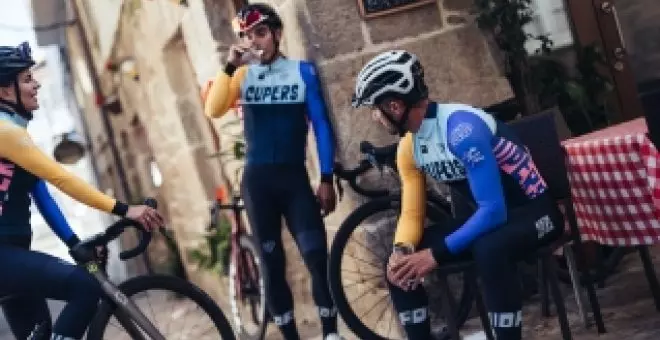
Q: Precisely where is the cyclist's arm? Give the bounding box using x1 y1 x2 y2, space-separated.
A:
204 65 247 119
300 61 335 181
0 121 128 216
31 180 81 247
393 133 426 247
433 110 507 260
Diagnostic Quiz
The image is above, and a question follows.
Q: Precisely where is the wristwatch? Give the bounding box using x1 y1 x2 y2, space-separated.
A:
393 242 415 255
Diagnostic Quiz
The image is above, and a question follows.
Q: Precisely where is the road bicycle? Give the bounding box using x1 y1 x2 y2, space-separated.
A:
75 198 236 339
208 188 269 340
328 141 474 340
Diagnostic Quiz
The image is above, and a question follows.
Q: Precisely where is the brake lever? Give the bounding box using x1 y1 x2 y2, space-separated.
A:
335 176 344 202
366 153 384 178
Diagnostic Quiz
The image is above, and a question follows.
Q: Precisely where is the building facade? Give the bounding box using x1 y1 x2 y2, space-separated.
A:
39 0 660 331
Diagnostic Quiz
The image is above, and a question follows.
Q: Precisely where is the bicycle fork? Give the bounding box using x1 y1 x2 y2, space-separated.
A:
90 269 165 340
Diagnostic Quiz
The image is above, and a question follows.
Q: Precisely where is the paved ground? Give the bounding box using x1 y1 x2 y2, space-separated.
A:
2 244 660 339
263 245 660 340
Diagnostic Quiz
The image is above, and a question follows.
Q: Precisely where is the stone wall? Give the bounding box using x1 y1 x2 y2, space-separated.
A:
72 0 514 334
616 0 660 83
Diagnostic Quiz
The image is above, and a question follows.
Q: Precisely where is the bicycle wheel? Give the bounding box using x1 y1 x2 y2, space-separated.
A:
328 195 474 340
229 234 269 340
87 274 235 340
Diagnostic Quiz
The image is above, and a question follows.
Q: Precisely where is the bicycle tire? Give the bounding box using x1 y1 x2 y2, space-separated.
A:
555 245 627 285
329 195 475 340
86 274 236 340
229 235 269 340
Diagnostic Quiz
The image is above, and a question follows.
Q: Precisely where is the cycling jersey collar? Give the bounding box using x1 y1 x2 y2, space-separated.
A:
415 101 438 139
0 109 28 128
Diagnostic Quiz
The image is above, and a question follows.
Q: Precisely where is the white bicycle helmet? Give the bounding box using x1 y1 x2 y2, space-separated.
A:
352 50 427 108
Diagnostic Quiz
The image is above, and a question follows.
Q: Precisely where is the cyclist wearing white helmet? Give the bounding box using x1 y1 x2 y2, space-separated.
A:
352 50 563 340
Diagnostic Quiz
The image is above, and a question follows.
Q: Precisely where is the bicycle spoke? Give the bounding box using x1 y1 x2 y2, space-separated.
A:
342 253 383 271
347 234 386 262
342 278 384 291
357 291 390 322
341 271 383 283
347 282 388 305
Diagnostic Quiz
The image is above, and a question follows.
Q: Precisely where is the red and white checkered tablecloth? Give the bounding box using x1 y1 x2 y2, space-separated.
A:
562 118 660 246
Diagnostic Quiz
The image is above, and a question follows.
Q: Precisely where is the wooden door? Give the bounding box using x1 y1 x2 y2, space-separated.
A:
564 0 645 122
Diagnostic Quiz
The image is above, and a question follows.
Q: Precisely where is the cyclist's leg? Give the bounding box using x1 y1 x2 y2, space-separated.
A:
0 236 53 339
282 169 336 337
2 296 51 339
0 244 103 339
242 166 300 340
386 221 465 339
470 198 563 340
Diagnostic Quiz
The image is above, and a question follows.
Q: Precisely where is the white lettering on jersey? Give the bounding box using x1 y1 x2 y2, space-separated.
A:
412 104 496 182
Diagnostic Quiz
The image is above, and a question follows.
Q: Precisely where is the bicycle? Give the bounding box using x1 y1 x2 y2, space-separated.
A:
208 188 269 340
328 141 474 340
76 198 236 339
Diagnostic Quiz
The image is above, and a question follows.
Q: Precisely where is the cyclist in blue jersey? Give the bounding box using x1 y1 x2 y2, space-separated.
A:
351 50 564 340
0 42 164 340
204 3 341 340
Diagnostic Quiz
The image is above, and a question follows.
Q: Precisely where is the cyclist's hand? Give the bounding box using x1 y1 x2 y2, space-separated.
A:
316 182 336 216
227 43 251 67
125 205 164 231
389 249 437 291
386 251 404 286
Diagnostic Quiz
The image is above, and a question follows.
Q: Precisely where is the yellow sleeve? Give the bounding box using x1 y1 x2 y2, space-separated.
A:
393 133 426 247
0 121 117 213
204 66 247 119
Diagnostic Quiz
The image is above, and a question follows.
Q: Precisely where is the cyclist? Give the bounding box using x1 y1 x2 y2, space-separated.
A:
204 3 340 340
0 42 164 340
351 50 564 340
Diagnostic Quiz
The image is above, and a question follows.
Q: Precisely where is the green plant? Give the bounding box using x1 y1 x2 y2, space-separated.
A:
475 0 540 116
188 211 232 273
189 112 246 275
475 0 614 134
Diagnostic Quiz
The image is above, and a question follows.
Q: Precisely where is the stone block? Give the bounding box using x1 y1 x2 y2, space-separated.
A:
443 0 475 12
305 0 366 58
367 3 443 45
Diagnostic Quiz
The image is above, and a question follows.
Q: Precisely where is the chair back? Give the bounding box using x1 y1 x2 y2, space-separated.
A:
506 110 571 201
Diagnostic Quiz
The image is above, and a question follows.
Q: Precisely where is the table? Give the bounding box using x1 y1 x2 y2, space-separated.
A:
562 118 660 246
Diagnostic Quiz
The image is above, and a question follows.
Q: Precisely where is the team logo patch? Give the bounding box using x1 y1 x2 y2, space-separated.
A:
449 122 473 147
463 147 485 167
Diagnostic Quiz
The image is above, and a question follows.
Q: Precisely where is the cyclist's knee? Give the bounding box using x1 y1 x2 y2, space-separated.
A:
65 267 103 305
301 248 327 273
472 235 510 270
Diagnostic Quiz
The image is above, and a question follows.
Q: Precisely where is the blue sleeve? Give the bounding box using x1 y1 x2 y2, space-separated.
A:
32 179 79 246
444 110 507 254
300 61 335 176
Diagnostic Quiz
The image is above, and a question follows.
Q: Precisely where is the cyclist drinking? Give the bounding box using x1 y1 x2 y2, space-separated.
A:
204 3 340 340
0 42 164 340
351 50 564 340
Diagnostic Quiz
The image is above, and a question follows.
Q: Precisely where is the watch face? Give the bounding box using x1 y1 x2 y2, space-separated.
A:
394 244 414 255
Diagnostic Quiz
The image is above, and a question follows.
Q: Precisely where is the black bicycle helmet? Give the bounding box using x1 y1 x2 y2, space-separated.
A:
0 41 36 119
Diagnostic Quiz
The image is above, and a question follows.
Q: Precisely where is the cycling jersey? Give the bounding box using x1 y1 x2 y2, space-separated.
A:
204 56 334 177
394 102 549 254
0 110 126 239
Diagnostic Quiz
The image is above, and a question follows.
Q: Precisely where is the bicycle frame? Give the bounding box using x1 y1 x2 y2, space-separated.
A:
85 262 165 340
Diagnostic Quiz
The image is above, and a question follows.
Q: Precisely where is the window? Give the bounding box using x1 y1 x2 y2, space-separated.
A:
524 0 574 53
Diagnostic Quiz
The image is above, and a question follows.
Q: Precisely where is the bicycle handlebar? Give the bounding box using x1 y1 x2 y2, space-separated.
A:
77 198 156 261
334 141 398 198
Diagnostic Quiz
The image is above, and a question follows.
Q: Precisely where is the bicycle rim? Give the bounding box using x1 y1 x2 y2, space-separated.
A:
328 195 474 340
86 274 235 340
229 235 269 340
